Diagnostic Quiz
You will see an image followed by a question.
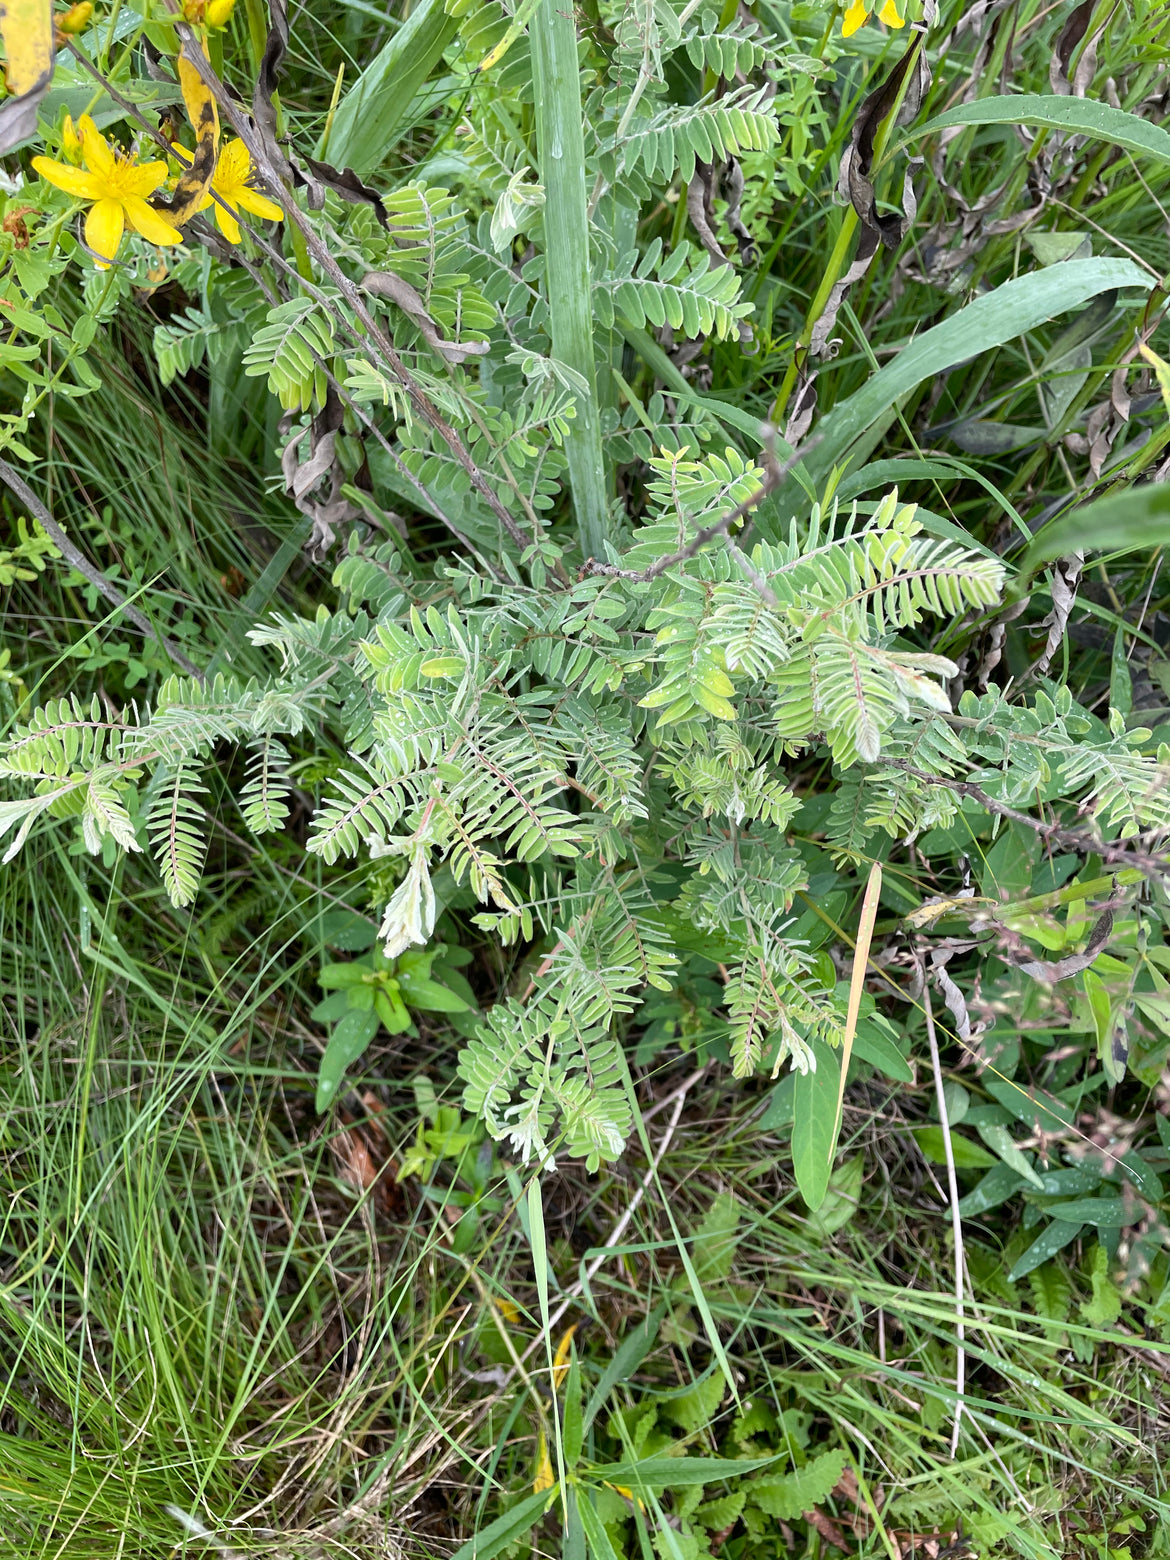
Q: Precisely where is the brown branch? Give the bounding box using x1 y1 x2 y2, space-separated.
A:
0 459 202 678
578 436 814 598
169 23 535 563
882 757 1168 877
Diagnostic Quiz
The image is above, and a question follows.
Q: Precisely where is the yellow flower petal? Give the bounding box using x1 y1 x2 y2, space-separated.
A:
78 114 115 180
877 0 905 25
842 0 869 33
213 198 242 244
215 138 250 191
122 160 170 198
32 155 103 199
233 185 283 223
85 197 125 266
171 141 195 167
122 196 184 246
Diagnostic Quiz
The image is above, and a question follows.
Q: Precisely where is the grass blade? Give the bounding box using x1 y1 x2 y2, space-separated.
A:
530 0 609 557
322 0 457 176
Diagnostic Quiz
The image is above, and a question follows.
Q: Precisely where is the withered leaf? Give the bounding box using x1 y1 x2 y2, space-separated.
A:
1009 908 1114 984
1049 0 1096 96
302 157 389 225
0 0 55 154
253 0 292 181
361 270 491 364
838 33 930 251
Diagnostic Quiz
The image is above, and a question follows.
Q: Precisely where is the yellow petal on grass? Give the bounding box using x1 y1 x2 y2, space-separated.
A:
122 196 184 247
532 1429 554 1494
85 197 125 267
877 0 905 24
61 114 82 163
31 155 102 198
551 1324 577 1392
842 0 868 32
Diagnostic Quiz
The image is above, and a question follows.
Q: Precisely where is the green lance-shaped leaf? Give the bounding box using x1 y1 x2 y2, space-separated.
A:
913 94 1170 169
530 0 609 559
322 0 458 177
771 258 1154 522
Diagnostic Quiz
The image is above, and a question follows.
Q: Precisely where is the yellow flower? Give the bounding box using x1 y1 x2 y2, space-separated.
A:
172 137 283 244
31 114 182 269
206 0 237 26
842 0 868 34
842 0 905 32
57 1 93 34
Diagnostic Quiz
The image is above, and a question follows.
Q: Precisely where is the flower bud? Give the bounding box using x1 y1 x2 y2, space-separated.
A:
61 114 82 164
57 1 93 33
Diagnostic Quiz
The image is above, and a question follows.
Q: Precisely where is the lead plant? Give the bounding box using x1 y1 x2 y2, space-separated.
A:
4 0 1169 1173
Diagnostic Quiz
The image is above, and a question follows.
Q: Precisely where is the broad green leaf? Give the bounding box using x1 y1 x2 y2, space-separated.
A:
957 1163 1025 1218
1007 1220 1083 1282
984 1075 1073 1133
809 1153 863 1236
315 1008 380 1111
914 94 1170 168
1047 1197 1138 1226
531 0 607 556
563 1350 584 1468
397 973 470 1012
912 1125 996 1169
319 910 379 950
564 1485 585 1560
976 1123 1044 1188
782 259 1153 502
578 1493 622 1560
1110 626 1133 716
793 1033 841 1211
1015 483 1170 585
447 1487 554 1560
583 1306 666 1432
587 1455 780 1489
750 1449 848 1520
318 961 370 989
851 1016 913 1082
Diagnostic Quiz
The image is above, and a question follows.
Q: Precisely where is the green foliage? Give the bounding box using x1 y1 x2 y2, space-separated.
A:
6 3 1170 1552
